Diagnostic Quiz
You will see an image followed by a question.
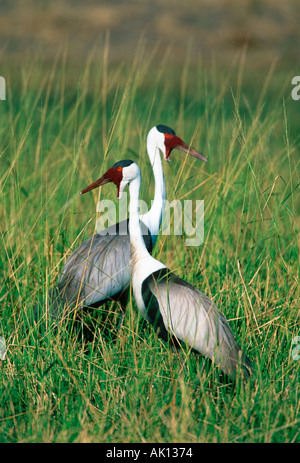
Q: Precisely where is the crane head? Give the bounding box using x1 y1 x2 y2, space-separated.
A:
148 125 208 163
80 159 138 200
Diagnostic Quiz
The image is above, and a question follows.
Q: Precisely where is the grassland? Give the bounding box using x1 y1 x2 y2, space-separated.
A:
0 44 299 443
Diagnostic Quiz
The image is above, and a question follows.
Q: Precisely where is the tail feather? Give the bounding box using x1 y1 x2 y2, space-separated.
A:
214 315 253 380
215 345 253 381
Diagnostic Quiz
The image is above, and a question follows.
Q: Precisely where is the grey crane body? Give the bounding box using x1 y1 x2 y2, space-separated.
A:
38 219 153 322
58 218 153 308
141 268 252 379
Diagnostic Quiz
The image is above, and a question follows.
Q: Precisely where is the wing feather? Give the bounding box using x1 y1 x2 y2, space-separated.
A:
58 219 152 307
142 269 252 379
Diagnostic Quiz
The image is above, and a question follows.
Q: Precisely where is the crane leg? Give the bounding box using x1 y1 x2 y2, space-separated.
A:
115 287 130 333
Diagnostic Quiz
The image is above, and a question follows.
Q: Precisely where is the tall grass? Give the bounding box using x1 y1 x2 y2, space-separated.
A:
0 44 299 442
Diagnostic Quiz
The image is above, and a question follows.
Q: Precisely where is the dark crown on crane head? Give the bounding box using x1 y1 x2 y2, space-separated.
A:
156 125 176 135
112 159 134 169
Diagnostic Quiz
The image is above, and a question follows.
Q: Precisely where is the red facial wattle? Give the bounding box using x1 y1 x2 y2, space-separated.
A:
164 133 208 162
80 166 123 195
164 133 185 160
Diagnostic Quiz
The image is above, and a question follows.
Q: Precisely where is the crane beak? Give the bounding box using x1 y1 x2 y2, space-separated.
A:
164 134 208 162
174 141 208 162
80 166 123 195
80 175 111 194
